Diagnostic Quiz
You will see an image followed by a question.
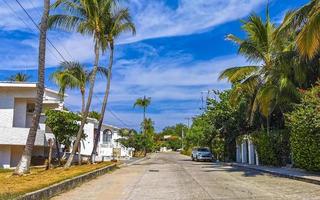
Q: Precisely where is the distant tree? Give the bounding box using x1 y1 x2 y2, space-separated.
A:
8 72 31 82
88 111 102 121
134 96 151 121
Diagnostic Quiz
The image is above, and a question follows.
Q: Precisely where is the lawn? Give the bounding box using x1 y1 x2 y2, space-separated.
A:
0 162 115 200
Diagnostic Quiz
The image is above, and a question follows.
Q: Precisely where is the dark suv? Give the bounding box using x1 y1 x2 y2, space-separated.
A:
191 147 213 162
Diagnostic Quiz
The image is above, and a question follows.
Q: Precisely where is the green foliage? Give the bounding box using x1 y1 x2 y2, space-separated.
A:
185 90 248 161
8 73 31 82
156 123 188 151
286 84 320 171
141 118 156 152
45 110 83 147
251 130 290 166
88 111 101 120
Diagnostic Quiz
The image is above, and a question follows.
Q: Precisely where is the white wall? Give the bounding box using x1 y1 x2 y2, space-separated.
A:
0 127 46 146
0 145 11 168
80 122 95 156
0 94 14 128
13 99 27 128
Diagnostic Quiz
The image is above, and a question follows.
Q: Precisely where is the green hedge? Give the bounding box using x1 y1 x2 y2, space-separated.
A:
251 130 290 166
286 85 320 171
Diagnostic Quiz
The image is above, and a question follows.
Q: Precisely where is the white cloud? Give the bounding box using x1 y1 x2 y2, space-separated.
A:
1 0 265 69
120 0 265 43
61 52 247 130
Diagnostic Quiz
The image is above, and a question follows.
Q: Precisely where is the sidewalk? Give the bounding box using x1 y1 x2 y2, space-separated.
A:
227 162 320 185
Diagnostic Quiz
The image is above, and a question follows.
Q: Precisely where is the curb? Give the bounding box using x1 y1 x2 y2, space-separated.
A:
228 163 320 186
16 164 117 200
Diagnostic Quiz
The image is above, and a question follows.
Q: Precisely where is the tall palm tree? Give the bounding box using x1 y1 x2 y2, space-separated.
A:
219 12 300 133
91 7 136 162
48 0 115 168
8 72 31 82
278 0 320 59
134 96 151 122
14 0 50 175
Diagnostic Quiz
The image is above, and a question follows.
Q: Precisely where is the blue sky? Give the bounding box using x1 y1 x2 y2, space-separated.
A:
0 0 308 131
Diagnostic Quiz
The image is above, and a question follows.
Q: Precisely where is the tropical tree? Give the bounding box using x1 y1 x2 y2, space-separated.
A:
51 61 107 113
91 6 136 162
134 96 151 122
88 111 101 120
14 0 50 175
8 72 31 82
45 110 81 165
51 61 89 112
48 0 115 168
219 11 300 132
279 0 320 59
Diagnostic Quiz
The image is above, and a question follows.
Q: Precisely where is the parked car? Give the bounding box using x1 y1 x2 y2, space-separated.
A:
191 147 213 162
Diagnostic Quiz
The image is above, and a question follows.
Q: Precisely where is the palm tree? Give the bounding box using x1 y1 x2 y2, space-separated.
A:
219 11 300 133
51 61 89 112
14 0 50 175
134 96 151 122
51 61 108 113
91 7 136 162
8 72 31 82
278 0 320 59
48 0 115 168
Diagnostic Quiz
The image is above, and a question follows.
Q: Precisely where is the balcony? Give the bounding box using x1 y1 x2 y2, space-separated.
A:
0 127 54 146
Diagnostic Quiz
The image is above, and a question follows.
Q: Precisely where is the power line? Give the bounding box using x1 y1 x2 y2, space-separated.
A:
93 93 134 128
1 0 61 62
24 0 74 60
13 0 68 62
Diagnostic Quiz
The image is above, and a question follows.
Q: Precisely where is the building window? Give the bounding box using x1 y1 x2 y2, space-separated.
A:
26 103 35 113
102 130 112 144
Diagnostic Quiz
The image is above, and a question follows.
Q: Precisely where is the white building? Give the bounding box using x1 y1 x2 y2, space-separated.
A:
0 82 133 168
0 82 60 168
79 121 133 161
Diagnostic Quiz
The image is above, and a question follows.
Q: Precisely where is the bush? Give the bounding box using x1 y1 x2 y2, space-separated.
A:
181 148 192 156
286 85 320 171
251 130 290 166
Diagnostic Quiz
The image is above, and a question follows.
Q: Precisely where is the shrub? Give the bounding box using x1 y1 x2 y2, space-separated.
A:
251 130 290 166
181 148 192 156
286 85 320 171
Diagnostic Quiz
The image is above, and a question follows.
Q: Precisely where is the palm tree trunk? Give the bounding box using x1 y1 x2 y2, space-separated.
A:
64 41 100 168
14 0 50 175
81 89 85 114
90 42 114 163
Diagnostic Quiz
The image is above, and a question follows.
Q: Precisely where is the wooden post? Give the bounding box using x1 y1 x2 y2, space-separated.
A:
46 138 53 170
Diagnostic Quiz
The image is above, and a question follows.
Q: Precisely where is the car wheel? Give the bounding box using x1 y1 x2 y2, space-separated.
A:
191 156 194 161
195 156 198 162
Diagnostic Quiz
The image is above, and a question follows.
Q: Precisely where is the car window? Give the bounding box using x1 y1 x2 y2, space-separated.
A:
198 148 209 152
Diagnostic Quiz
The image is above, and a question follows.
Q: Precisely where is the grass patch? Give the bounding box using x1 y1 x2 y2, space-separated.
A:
0 169 13 174
0 162 114 200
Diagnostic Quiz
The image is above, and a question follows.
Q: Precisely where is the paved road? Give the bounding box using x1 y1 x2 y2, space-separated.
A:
52 152 320 200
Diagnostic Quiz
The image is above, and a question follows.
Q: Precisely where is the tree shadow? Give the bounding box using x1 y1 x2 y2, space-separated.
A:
201 165 265 177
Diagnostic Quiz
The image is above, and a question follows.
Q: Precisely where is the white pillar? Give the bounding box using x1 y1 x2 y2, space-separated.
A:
255 149 259 166
0 145 11 168
241 141 247 163
236 143 241 163
248 140 255 165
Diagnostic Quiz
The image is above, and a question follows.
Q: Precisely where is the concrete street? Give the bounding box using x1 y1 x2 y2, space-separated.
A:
52 152 320 200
